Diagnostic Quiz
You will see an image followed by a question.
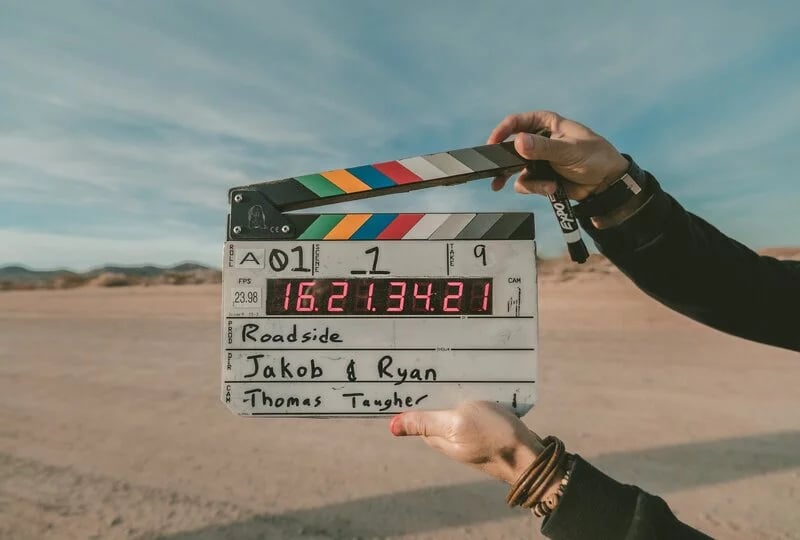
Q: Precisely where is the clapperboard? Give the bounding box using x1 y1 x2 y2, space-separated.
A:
221 142 583 418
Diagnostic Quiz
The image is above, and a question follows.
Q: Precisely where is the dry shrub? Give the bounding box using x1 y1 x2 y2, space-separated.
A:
0 280 40 291
538 253 617 281
153 272 188 285
51 275 88 289
88 272 133 287
149 269 221 285
195 269 222 284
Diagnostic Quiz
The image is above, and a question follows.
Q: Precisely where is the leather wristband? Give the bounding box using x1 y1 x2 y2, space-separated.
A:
573 155 649 219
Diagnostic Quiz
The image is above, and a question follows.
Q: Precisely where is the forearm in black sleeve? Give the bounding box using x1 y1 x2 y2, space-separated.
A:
579 173 800 352
541 456 711 540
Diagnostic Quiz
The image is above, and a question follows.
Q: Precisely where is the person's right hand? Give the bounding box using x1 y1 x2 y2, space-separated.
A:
487 111 629 201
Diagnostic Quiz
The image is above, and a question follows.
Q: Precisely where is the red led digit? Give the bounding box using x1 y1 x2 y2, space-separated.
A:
282 282 291 311
296 281 315 312
387 281 407 312
469 280 492 312
354 280 376 312
327 281 348 312
366 282 375 311
443 281 464 312
412 281 433 312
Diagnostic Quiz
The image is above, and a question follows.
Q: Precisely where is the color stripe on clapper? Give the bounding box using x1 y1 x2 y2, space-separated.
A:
455 213 504 239
351 213 397 239
321 170 371 194
296 214 345 240
295 174 344 197
346 166 396 189
402 214 451 239
290 213 534 240
324 214 371 239
429 214 476 239
372 162 421 185
376 214 425 239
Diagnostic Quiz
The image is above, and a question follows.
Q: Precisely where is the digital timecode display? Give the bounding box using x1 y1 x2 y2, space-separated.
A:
266 278 493 316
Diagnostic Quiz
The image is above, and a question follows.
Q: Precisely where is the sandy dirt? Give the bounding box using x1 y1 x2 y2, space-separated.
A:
0 274 798 540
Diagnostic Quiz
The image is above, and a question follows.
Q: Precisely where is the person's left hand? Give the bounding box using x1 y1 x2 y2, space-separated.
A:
390 401 543 484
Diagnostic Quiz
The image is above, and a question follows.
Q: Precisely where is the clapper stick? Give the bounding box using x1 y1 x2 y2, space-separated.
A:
228 142 589 263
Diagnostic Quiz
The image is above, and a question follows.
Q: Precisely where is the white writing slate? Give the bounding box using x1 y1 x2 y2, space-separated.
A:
221 213 538 417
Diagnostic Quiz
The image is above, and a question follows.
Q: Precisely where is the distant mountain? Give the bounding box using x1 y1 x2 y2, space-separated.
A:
0 262 221 290
83 262 214 278
0 265 80 282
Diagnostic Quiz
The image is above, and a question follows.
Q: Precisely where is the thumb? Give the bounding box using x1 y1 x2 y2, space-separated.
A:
390 410 452 437
514 132 569 162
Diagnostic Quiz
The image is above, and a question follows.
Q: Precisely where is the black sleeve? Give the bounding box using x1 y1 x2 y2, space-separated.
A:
579 173 800 352
541 456 711 540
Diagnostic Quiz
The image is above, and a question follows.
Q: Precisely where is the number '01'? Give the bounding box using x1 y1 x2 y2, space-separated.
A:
267 246 311 273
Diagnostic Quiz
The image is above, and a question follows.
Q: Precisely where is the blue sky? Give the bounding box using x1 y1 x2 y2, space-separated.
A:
1 1 798 270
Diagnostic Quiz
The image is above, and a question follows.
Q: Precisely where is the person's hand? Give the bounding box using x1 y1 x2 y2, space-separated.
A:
390 401 543 485
487 111 629 201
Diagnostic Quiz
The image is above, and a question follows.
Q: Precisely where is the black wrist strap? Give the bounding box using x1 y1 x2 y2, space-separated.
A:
573 155 648 219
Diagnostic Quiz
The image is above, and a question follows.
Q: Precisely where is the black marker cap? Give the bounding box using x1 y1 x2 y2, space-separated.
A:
567 240 589 264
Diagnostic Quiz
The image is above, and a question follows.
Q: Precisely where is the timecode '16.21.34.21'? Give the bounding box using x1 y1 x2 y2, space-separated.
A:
265 278 493 316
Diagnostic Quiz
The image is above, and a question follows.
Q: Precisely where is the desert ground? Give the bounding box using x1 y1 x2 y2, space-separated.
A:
1 270 798 540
